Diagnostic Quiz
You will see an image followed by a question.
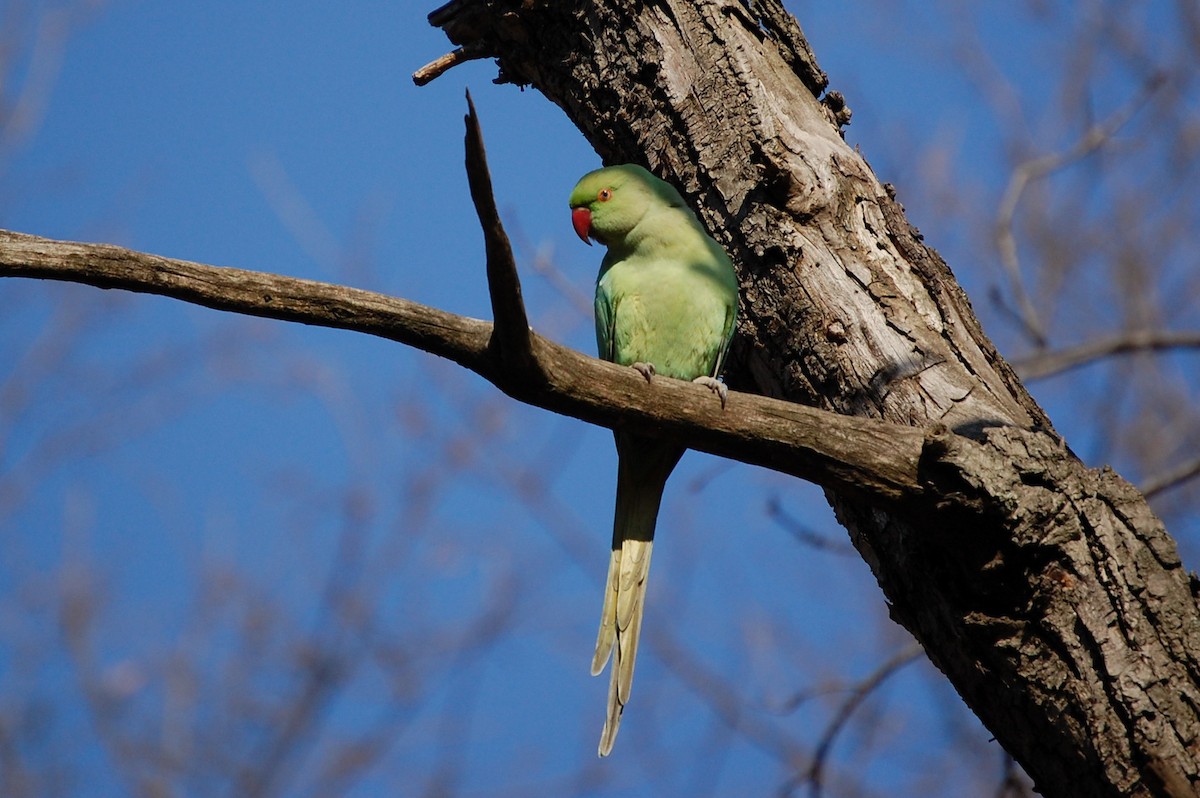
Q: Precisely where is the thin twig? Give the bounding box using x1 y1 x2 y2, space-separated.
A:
248 151 344 274
993 73 1166 348
765 495 855 556
529 248 594 317
1142 456 1200 499
412 47 484 86
798 644 924 798
1014 329 1200 380
653 629 807 767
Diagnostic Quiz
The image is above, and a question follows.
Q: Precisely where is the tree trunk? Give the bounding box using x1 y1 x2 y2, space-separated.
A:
425 1 1200 795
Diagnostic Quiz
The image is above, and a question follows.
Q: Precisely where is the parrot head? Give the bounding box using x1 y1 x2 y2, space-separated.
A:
568 164 686 248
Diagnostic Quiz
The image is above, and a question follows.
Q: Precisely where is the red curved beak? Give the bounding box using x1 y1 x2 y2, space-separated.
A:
571 207 593 245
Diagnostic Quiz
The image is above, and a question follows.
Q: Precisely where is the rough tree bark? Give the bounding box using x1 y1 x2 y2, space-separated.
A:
416 2 1200 796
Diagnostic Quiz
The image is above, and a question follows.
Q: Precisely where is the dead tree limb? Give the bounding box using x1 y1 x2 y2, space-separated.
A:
0 225 925 506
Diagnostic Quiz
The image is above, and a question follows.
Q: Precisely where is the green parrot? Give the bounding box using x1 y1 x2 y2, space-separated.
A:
568 164 738 756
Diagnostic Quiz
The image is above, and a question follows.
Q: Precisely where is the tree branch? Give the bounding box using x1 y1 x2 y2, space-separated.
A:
800 644 924 798
463 89 537 380
1013 330 1200 380
0 228 494 371
0 227 925 507
412 46 485 86
1142 455 1200 499
992 73 1165 348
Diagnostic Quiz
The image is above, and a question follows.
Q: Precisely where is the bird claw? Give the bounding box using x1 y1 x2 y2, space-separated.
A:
631 362 656 383
693 375 728 409
630 364 727 408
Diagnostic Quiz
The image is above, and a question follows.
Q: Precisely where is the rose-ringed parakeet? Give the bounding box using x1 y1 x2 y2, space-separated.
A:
569 164 738 756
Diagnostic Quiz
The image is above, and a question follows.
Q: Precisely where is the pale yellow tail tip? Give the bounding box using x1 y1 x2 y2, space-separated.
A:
591 641 614 676
598 723 616 757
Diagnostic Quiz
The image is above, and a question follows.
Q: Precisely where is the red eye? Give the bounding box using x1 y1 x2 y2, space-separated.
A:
597 188 612 202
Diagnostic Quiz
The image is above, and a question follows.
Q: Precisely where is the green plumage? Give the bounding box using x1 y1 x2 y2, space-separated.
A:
569 164 738 756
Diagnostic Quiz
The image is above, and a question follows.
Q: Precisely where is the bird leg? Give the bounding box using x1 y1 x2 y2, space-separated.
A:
692 375 728 409
631 361 656 383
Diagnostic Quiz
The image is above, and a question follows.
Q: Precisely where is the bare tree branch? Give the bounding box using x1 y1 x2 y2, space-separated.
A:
0 228 494 367
652 629 807 768
464 89 537 378
993 73 1165 348
1014 329 1200 380
412 46 485 86
765 495 855 556
798 644 924 798
0 226 926 507
1143 456 1200 499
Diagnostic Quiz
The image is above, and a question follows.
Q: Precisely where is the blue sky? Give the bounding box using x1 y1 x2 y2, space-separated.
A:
2 2 1195 796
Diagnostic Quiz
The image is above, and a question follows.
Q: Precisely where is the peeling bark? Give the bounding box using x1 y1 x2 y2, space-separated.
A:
420 1 1200 795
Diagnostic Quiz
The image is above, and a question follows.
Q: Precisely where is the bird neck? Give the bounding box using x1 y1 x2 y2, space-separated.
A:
610 205 703 260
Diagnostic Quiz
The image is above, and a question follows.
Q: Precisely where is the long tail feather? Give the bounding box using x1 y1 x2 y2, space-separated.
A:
591 549 620 676
594 432 683 757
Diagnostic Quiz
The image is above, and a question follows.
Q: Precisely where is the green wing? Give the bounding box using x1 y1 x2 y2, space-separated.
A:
594 269 616 363
710 301 737 379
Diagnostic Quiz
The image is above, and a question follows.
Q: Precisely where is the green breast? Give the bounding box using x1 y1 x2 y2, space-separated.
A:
596 254 736 381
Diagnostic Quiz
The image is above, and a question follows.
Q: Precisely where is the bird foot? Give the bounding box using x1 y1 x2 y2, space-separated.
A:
693 375 728 409
631 362 656 383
